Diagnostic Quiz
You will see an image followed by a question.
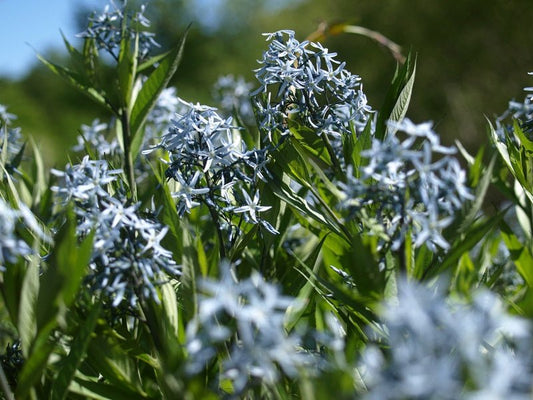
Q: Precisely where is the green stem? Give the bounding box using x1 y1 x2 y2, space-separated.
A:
207 203 226 260
120 109 137 201
204 173 226 260
399 192 407 274
321 132 343 179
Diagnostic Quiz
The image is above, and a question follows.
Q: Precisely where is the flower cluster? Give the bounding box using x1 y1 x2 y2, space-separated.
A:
212 75 255 124
359 279 533 399
338 119 473 252
73 119 120 159
145 99 277 241
143 86 189 147
0 198 47 271
0 104 16 126
77 0 159 62
253 30 372 144
493 72 533 144
51 156 179 307
185 261 311 394
51 156 121 210
73 87 184 154
0 104 24 174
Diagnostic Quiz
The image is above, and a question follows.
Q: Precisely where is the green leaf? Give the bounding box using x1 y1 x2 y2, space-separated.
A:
295 262 377 336
137 50 172 73
0 125 10 170
387 57 416 134
0 258 25 330
514 119 533 152
36 214 93 334
36 55 114 114
455 252 477 295
181 225 198 319
290 126 333 170
514 180 532 238
59 30 91 80
17 260 39 358
69 377 147 400
228 225 259 263
117 27 138 109
51 302 102 400
29 137 46 207
423 212 504 280
501 222 533 287
196 235 209 277
276 138 312 184
15 332 55 399
458 155 496 233
375 51 417 140
323 232 385 296
14 216 93 399
489 119 513 171
350 119 373 174
268 169 343 238
1 163 22 206
404 228 415 276
413 244 433 280
160 281 180 342
86 335 148 396
284 234 328 331
129 26 190 157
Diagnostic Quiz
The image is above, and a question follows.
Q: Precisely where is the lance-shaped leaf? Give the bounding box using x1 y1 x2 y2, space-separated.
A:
422 211 505 280
50 301 102 400
375 51 417 140
37 55 114 114
36 211 94 335
129 26 190 157
117 20 139 109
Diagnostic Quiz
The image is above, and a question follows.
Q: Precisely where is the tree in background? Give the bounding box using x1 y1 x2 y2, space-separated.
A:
2 0 533 163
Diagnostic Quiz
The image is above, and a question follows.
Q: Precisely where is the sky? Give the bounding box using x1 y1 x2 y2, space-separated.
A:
0 0 299 79
0 0 104 79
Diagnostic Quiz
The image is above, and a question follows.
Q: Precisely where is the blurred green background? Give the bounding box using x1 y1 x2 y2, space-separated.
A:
2 0 533 165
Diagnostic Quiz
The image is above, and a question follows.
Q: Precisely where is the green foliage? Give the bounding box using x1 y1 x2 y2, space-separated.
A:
375 52 417 140
1 2 533 399
129 26 189 158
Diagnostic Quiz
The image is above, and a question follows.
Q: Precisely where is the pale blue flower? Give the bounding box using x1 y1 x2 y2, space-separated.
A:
147 98 278 243
0 105 24 171
213 75 255 124
73 119 120 158
77 1 159 61
253 30 373 149
0 104 16 125
359 279 533 399
338 119 473 252
186 261 310 393
170 170 210 215
233 189 271 223
51 156 122 208
52 156 179 307
0 199 48 271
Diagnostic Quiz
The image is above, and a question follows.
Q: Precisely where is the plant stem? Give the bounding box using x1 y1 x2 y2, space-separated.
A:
120 109 137 201
206 203 226 260
399 193 407 274
321 132 343 179
204 173 227 260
